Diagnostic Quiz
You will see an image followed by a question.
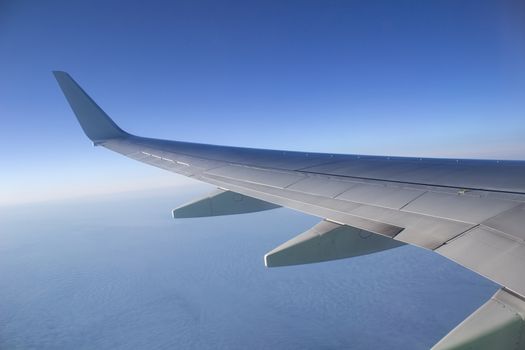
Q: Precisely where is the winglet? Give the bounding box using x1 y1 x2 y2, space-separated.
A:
53 71 129 143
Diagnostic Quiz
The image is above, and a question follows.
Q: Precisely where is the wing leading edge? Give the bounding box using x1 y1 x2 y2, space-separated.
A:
54 71 525 349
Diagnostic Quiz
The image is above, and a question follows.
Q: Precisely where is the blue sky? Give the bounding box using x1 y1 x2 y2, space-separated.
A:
1 0 525 205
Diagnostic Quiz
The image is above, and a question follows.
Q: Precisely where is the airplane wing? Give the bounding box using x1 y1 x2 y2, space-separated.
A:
54 71 525 349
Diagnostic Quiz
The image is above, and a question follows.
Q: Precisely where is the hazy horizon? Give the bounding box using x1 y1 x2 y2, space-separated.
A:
0 187 498 349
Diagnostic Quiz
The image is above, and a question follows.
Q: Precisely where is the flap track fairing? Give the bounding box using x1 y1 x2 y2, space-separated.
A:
264 220 405 267
173 189 280 218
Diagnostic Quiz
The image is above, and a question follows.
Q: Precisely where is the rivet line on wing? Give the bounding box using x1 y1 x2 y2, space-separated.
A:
141 151 190 166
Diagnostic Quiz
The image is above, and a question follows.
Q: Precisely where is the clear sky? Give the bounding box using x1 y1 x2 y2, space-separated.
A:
1 0 525 205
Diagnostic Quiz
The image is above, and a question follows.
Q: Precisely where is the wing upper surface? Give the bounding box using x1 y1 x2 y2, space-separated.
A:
54 72 525 296
101 136 525 296
55 72 525 348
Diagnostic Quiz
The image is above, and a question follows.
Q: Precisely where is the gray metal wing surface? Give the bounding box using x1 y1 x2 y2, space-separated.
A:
54 71 525 349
